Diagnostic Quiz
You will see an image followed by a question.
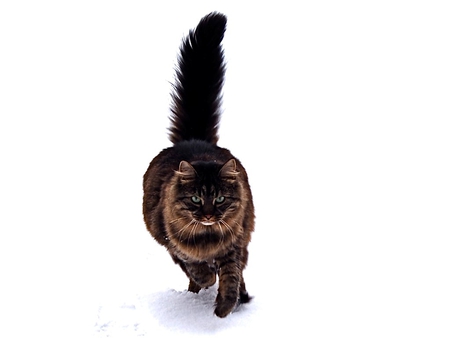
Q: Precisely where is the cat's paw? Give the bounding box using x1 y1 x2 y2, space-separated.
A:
214 295 238 318
188 273 216 293
188 279 202 293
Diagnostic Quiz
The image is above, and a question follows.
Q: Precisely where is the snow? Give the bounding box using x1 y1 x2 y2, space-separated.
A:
1 1 450 337
95 287 258 337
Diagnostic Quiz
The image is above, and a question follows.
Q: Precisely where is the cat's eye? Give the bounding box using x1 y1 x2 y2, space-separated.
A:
191 196 201 204
215 196 225 204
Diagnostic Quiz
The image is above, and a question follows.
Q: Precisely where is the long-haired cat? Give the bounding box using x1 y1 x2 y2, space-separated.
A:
142 13 255 318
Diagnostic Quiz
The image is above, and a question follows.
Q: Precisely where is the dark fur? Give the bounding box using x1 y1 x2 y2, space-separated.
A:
168 13 226 145
143 13 255 318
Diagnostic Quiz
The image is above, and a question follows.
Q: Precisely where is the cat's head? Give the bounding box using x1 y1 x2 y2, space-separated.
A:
166 158 243 246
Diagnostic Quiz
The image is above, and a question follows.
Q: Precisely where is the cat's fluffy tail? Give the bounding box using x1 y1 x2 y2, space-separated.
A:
168 12 226 145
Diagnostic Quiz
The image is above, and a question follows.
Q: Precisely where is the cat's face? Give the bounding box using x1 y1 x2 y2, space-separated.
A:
167 159 242 245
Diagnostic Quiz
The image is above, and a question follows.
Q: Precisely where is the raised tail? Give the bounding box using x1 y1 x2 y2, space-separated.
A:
168 12 227 145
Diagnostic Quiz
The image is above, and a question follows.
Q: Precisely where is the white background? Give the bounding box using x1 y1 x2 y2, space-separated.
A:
1 1 449 337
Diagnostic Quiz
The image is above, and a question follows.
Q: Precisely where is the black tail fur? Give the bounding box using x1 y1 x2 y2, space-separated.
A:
168 12 227 145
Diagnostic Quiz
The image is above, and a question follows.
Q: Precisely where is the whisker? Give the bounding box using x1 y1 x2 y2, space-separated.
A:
179 220 193 240
167 219 196 241
188 220 199 246
220 219 236 242
169 217 185 224
217 221 225 246
232 220 242 230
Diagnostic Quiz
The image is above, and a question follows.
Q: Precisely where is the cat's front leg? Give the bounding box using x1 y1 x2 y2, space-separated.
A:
214 260 240 318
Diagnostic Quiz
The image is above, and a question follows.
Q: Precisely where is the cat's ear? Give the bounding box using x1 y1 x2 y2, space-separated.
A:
176 161 196 179
219 159 239 179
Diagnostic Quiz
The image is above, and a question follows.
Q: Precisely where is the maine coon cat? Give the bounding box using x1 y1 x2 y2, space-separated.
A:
142 12 255 318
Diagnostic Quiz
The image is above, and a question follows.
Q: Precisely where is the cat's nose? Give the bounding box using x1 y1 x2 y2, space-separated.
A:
205 214 213 220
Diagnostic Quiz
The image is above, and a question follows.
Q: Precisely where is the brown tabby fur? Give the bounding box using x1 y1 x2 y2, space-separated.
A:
142 13 255 318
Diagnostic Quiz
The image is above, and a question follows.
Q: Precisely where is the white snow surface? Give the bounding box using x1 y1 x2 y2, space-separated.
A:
1 1 450 337
95 287 257 337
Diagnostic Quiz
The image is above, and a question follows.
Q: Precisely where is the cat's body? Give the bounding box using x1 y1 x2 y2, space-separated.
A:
143 13 255 318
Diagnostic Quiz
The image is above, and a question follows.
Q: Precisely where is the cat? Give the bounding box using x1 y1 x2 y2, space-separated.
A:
142 12 255 318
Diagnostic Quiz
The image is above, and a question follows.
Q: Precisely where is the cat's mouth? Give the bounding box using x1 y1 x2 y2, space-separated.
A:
200 221 215 226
